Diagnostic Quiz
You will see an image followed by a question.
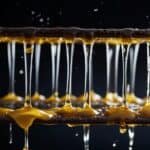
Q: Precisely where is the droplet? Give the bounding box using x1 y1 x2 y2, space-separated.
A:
129 147 133 150
46 17 50 21
75 133 79 137
112 142 117 148
39 18 44 23
19 70 24 75
31 11 36 15
120 127 127 134
9 123 13 144
93 8 99 12
119 123 127 134
146 15 149 19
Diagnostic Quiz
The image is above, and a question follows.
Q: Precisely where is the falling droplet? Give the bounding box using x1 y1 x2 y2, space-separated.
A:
19 69 24 75
119 123 127 134
9 123 13 144
93 8 99 12
112 142 117 148
146 43 150 104
120 127 127 134
39 18 44 23
128 127 135 150
31 11 35 15
83 126 90 150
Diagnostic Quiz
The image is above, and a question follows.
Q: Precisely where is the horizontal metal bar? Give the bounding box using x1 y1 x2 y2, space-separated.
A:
0 27 150 44
0 114 150 126
0 27 150 38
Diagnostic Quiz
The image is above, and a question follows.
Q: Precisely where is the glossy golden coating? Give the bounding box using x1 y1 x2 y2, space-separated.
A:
0 107 13 117
77 91 101 103
61 94 77 103
53 103 78 117
126 93 144 105
106 106 136 120
139 103 150 117
54 103 98 118
0 93 24 107
8 106 54 130
1 92 23 103
0 36 150 45
102 92 123 106
79 103 99 117
119 122 127 134
32 92 46 102
46 93 60 104
76 94 87 103
90 91 101 102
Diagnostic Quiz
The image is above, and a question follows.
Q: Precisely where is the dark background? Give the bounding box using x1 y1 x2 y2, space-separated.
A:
1 0 150 28
0 0 149 150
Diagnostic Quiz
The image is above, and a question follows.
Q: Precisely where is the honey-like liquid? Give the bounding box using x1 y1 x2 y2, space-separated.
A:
126 93 144 107
0 107 13 117
80 103 98 117
54 103 98 118
61 94 76 104
32 92 45 102
103 92 123 106
106 106 136 120
119 122 127 134
45 93 60 108
77 91 101 103
1 92 23 103
1 36 150 45
53 103 79 118
32 92 46 107
139 103 150 117
46 92 60 103
8 106 55 131
77 94 87 103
